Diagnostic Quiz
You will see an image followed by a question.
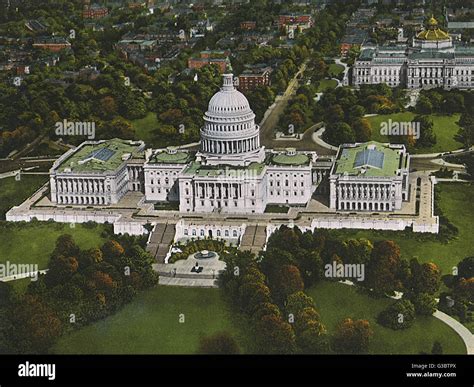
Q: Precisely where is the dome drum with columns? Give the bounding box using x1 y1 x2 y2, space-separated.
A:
199 72 265 166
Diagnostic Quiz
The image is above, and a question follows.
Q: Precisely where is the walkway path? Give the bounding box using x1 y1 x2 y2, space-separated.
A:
311 127 339 151
260 60 308 145
338 280 473 355
433 311 474 355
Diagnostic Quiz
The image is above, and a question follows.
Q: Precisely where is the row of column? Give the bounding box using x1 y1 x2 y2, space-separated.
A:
195 182 242 200
409 67 448 78
57 178 105 194
337 183 393 201
128 166 141 181
340 201 391 211
57 195 106 205
202 136 259 154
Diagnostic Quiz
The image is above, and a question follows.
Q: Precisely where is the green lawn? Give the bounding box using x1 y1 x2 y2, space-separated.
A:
327 183 474 276
53 286 242 354
0 175 47 219
308 281 466 354
328 63 344 77
132 112 159 145
317 79 338 92
366 112 463 153
0 222 108 270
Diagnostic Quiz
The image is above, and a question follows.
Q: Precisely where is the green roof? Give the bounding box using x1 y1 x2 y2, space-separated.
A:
150 150 192 164
334 142 402 177
57 139 142 174
271 153 309 166
183 162 265 177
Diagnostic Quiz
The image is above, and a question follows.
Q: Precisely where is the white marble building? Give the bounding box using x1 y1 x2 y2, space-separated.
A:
49 71 328 214
353 17 474 90
329 142 410 212
50 139 145 205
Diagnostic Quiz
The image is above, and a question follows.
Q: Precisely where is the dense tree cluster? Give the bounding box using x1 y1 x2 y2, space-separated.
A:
219 249 327 354
320 85 406 145
415 88 473 116
439 256 474 325
0 231 158 353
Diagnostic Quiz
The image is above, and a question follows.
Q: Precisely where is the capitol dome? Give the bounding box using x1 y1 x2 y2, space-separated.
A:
200 72 263 164
207 83 252 115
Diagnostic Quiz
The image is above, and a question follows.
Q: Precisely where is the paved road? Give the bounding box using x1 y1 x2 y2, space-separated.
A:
433 311 474 355
260 60 308 146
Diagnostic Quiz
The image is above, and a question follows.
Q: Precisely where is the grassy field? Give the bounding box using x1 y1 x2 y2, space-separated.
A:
326 183 474 276
328 63 345 77
0 175 47 219
0 222 108 270
366 112 463 153
132 112 159 145
53 286 242 354
308 281 466 354
317 79 338 92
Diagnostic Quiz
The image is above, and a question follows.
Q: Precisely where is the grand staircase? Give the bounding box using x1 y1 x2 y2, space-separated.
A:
146 222 176 263
239 224 267 254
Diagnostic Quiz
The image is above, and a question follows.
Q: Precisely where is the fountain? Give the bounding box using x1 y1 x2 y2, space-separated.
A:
194 250 217 259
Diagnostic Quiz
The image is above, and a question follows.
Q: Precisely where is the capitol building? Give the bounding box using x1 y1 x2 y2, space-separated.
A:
49 70 413 216
49 71 334 214
5 66 439 239
353 17 474 89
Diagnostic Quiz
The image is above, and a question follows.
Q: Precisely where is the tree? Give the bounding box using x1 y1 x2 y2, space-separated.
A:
325 104 345 123
352 117 372 142
458 256 474 279
11 295 63 353
256 314 296 354
286 291 314 314
101 240 125 261
252 302 282 322
414 115 436 148
0 282 13 308
453 278 474 303
45 255 79 287
366 240 403 295
53 234 80 258
416 95 433 114
332 318 373 354
271 265 304 305
457 112 474 148
378 299 416 330
342 239 373 265
409 260 441 295
197 332 240 354
443 93 465 114
297 324 330 354
324 121 355 146
238 281 272 313
410 292 437 316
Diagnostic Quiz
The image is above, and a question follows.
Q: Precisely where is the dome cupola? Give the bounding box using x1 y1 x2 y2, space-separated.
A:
200 69 265 166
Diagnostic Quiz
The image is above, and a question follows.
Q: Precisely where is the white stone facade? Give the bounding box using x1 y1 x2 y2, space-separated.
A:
329 142 410 212
353 19 474 90
49 139 145 206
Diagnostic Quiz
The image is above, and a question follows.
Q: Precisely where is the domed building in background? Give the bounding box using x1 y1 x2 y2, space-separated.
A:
353 16 474 90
